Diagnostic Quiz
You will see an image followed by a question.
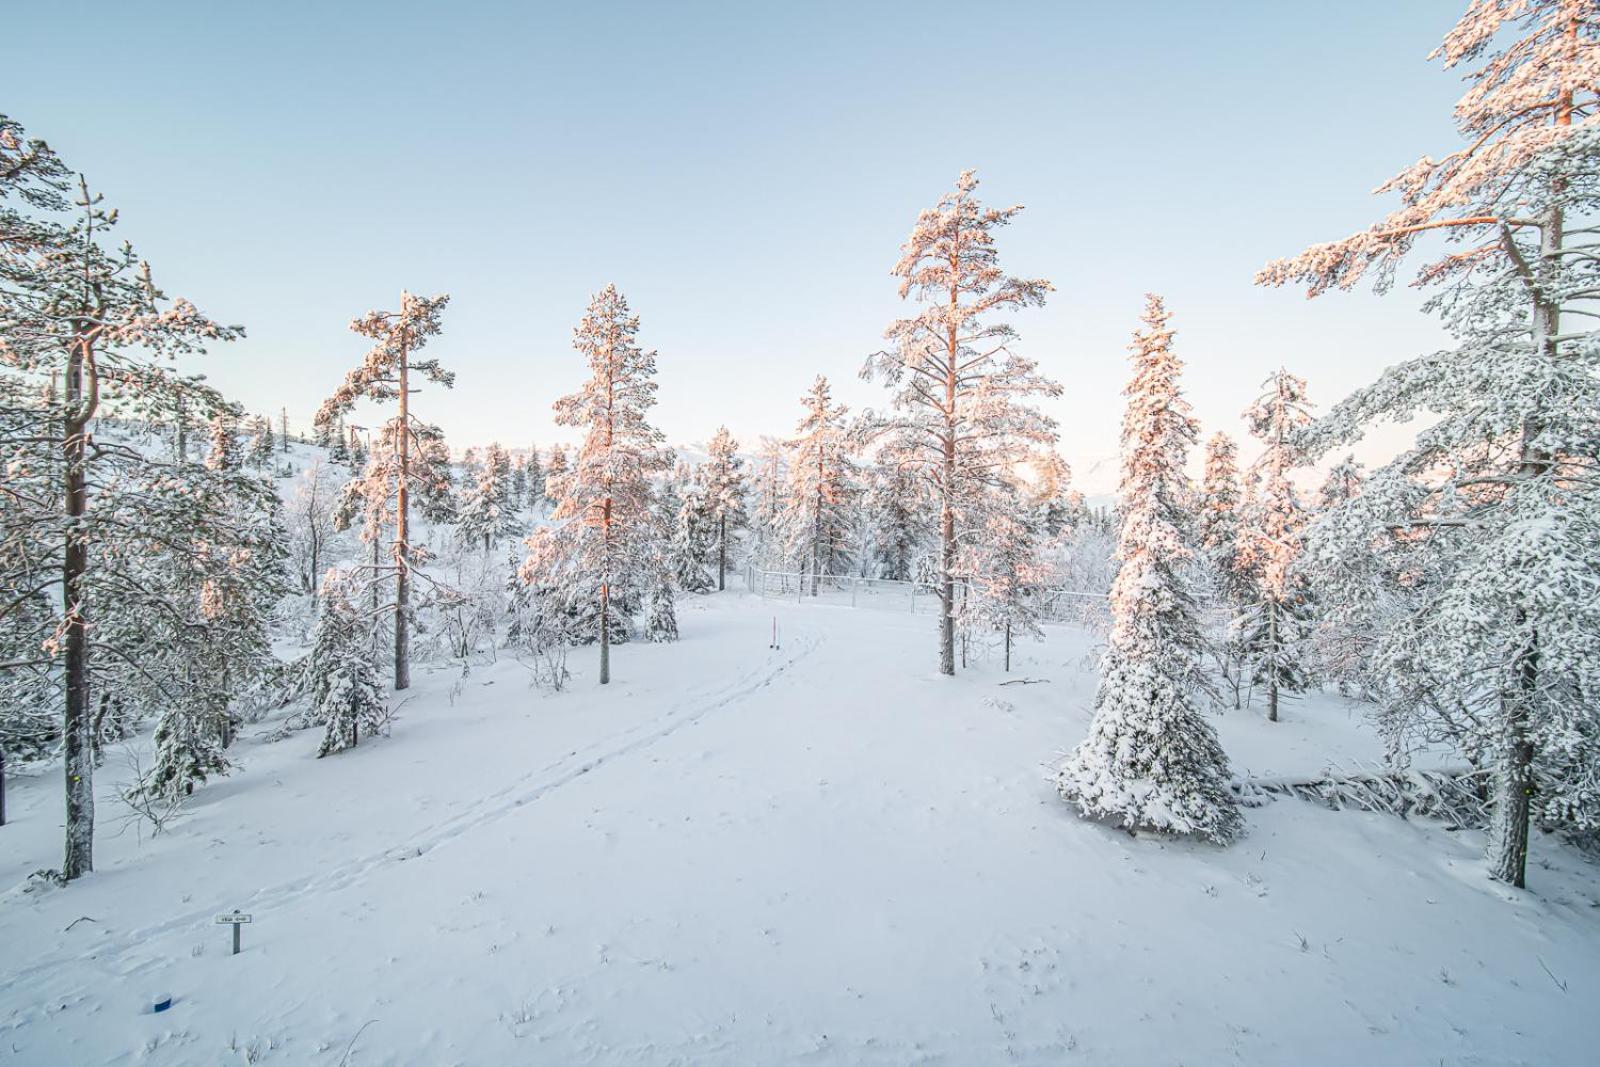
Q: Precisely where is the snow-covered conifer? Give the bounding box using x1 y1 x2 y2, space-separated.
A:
958 486 1046 672
1316 455 1366 511
1235 370 1315 723
864 170 1060 675
0 123 264 878
316 291 453 691
310 578 389 757
645 570 680 643
1257 0 1600 886
525 443 546 508
455 441 519 551
863 451 928 582
670 471 716 593
246 413 274 468
780 376 858 594
702 426 748 590
520 285 671 684
1055 295 1242 843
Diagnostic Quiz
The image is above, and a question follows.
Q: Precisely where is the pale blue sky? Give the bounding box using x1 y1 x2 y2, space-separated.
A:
10 0 1464 489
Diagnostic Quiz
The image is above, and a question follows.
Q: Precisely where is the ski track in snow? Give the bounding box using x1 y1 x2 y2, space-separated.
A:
4 621 825 990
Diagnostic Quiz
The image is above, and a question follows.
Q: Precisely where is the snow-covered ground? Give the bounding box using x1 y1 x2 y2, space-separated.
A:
2 594 1596 1065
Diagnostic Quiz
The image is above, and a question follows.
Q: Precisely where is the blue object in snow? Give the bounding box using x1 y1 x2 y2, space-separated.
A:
152 993 172 1013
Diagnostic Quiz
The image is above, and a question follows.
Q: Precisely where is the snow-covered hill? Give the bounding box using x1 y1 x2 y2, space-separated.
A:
2 595 1596 1065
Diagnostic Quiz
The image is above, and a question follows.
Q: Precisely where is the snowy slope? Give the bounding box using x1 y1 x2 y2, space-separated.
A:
2 594 1597 1065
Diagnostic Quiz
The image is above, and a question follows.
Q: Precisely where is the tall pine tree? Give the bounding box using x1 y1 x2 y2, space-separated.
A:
865 170 1059 675
521 285 673 684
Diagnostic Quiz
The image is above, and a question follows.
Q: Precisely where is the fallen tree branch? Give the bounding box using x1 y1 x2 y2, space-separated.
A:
1232 764 1487 829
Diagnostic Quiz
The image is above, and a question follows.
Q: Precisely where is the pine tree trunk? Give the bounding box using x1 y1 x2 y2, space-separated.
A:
1490 662 1534 888
1266 600 1280 722
394 328 411 692
1005 622 1011 673
718 515 727 591
938 444 956 677
599 581 611 685
62 332 95 882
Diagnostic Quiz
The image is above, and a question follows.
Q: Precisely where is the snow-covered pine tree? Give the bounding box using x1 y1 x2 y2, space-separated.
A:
0 122 264 879
279 406 291 453
865 170 1060 676
780 376 859 595
1316 454 1366 511
137 512 286 803
702 426 748 590
1256 0 1600 887
332 416 454 655
1235 370 1315 723
1055 295 1242 843
316 291 453 691
521 285 672 684
456 441 520 551
309 577 388 757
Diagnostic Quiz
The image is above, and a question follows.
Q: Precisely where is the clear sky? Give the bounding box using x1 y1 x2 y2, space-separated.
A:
10 0 1466 491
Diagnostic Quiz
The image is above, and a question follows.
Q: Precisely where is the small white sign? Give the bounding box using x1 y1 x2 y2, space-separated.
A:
215 912 253 924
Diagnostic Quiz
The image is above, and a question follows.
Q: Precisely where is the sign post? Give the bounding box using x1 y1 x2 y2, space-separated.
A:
216 910 252 955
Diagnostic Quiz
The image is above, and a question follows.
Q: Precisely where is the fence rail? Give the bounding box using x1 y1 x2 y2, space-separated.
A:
745 567 1109 628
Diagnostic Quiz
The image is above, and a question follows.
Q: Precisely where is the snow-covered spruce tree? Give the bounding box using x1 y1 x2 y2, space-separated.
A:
316 291 453 691
0 122 282 877
1197 431 1250 707
524 443 546 509
863 448 929 582
864 170 1059 676
309 577 388 757
1198 433 1245 595
958 483 1047 672
510 454 527 505
746 435 789 571
521 285 673 684
1256 0 1600 887
1055 295 1242 843
780 376 859 595
246 413 274 469
669 470 716 594
702 426 748 590
1234 369 1315 723
645 564 680 643
544 442 569 493
455 441 519 551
